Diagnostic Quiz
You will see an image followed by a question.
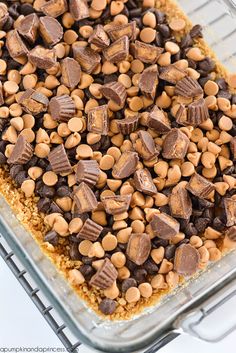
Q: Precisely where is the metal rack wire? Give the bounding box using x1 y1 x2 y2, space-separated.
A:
0 235 81 353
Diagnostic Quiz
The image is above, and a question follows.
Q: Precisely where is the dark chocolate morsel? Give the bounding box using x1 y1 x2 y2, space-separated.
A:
99 298 116 315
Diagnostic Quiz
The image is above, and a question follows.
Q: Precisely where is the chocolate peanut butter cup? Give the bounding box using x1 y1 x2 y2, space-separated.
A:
134 40 163 64
177 98 209 126
6 30 29 59
116 115 140 135
169 182 192 219
8 135 33 165
139 65 158 100
18 14 39 44
41 0 68 18
48 144 72 174
61 58 81 89
134 168 157 196
174 244 200 276
0 3 9 29
147 106 171 134
73 44 101 74
89 258 118 289
186 173 215 199
103 36 129 63
77 218 103 241
49 95 75 122
73 182 98 213
76 160 100 186
107 21 136 42
87 105 109 135
69 0 89 21
112 151 139 179
162 128 190 159
100 81 127 107
28 45 56 69
101 194 131 215
175 76 203 98
150 213 180 240
19 89 49 115
88 25 110 49
159 64 186 84
39 16 63 47
126 233 151 265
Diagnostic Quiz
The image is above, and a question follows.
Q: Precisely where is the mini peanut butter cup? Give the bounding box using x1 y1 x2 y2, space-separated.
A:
73 182 98 213
230 137 236 160
169 182 192 219
72 44 101 74
87 105 109 135
41 0 68 18
0 82 4 106
49 95 75 122
134 40 163 64
135 130 158 161
100 81 127 107
101 194 131 215
139 65 158 100
175 76 203 98
159 64 186 84
0 3 9 29
76 160 100 186
224 198 236 227
126 233 151 265
18 13 39 44
112 151 139 179
147 106 171 134
69 0 89 21
186 173 215 199
134 168 157 196
103 36 129 63
48 144 72 174
162 128 190 159
77 218 103 241
107 21 136 42
116 114 140 134
89 258 118 289
8 135 33 165
39 16 63 47
61 58 81 89
6 30 29 59
174 244 200 276
186 98 209 126
226 226 236 242
150 213 180 240
88 25 110 49
28 45 56 69
19 89 49 115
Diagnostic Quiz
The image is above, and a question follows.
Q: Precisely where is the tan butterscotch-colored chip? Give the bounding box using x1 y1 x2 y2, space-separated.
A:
138 282 153 298
68 117 83 132
169 18 186 31
76 144 93 159
79 240 92 256
3 81 19 95
125 287 141 303
99 155 115 170
102 233 118 251
43 171 58 186
140 27 156 43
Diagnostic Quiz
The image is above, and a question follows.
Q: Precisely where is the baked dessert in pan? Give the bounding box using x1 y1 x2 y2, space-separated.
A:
0 0 235 319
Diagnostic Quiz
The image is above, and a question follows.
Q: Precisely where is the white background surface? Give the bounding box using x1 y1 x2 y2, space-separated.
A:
0 257 236 353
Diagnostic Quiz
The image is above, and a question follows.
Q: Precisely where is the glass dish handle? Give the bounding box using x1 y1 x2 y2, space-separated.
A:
174 276 236 342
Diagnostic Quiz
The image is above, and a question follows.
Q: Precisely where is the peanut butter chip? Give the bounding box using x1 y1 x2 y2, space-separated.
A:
42 171 58 186
76 144 93 159
169 18 186 31
125 287 141 303
102 233 118 251
68 117 83 132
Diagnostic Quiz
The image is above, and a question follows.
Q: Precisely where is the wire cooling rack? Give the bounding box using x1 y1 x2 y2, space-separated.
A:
0 234 81 353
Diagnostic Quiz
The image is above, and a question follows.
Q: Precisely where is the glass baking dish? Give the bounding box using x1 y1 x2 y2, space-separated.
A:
1 0 236 352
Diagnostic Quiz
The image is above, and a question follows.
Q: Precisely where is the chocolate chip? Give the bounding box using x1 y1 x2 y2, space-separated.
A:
44 230 58 245
69 242 80 260
37 197 51 213
190 24 203 38
143 259 159 274
121 278 137 292
165 245 176 260
14 171 28 186
133 268 147 284
99 298 116 315
79 264 94 281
